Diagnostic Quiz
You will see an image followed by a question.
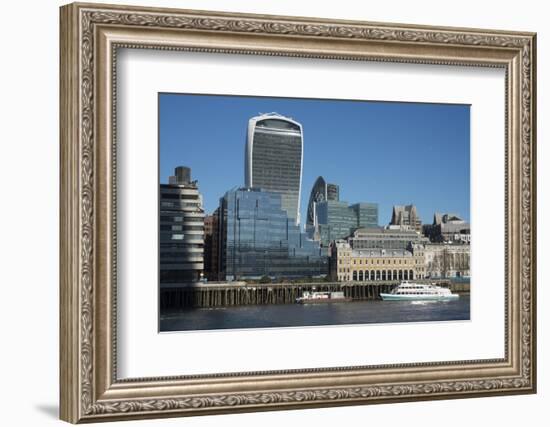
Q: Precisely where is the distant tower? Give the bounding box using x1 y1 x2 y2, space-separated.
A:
306 176 340 228
306 176 377 245
174 166 191 184
168 166 191 185
160 166 205 283
245 112 303 224
390 204 422 232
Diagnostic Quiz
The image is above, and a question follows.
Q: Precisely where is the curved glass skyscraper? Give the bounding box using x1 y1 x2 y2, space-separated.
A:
306 176 340 227
245 113 303 224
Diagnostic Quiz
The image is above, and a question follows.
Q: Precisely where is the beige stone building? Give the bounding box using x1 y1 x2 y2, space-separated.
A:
389 204 422 233
330 241 426 282
424 243 470 278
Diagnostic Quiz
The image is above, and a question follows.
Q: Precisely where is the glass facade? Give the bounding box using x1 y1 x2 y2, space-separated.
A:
315 200 379 246
306 176 327 226
351 203 378 229
316 200 356 244
219 188 328 280
305 177 377 246
306 176 340 227
245 113 303 223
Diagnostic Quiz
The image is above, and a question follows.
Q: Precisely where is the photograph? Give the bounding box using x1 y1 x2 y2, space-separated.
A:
158 94 472 332
56 2 536 423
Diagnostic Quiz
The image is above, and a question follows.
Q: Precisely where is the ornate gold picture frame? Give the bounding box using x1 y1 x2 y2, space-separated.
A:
60 2 536 423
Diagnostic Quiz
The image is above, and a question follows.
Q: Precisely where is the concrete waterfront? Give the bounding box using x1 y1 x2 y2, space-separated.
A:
160 280 468 310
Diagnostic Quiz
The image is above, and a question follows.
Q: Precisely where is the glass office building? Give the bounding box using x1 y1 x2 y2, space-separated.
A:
306 176 340 227
351 203 378 229
305 176 378 246
245 113 303 224
315 200 379 246
218 187 328 280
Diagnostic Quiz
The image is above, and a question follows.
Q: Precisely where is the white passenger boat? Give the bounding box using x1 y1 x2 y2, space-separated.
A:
380 281 459 301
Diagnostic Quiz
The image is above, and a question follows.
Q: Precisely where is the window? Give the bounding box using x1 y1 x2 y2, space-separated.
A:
171 234 184 240
172 225 182 231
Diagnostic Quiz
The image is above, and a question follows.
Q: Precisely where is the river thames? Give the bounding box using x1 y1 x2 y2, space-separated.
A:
160 294 470 332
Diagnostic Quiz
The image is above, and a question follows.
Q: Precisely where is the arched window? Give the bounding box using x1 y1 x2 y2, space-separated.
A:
353 271 357 281
409 269 414 280
358 271 364 281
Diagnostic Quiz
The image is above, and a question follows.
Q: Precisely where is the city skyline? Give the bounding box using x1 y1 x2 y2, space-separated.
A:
159 93 470 225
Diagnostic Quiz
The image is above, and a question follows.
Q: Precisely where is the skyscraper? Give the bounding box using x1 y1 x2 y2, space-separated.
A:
245 112 303 224
306 176 378 245
159 166 205 283
315 200 378 245
218 187 328 280
306 176 340 228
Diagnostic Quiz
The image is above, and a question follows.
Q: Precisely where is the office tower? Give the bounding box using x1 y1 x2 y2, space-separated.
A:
315 200 358 244
350 203 378 229
390 204 422 232
245 112 303 224
218 187 328 280
306 176 340 228
305 177 378 245
314 200 378 245
159 166 205 283
306 176 378 245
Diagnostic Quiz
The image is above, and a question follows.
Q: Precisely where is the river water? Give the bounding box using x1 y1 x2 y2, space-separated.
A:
160 295 470 332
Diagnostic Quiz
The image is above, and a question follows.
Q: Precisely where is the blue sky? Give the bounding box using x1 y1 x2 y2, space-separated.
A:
159 93 470 225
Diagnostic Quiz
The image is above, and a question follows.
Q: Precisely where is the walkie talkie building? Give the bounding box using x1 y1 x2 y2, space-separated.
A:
245 113 303 224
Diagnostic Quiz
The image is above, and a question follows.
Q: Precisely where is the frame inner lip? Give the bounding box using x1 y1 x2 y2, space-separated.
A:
108 40 511 383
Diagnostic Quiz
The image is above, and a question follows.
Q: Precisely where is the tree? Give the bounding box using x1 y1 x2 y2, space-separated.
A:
259 275 271 284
